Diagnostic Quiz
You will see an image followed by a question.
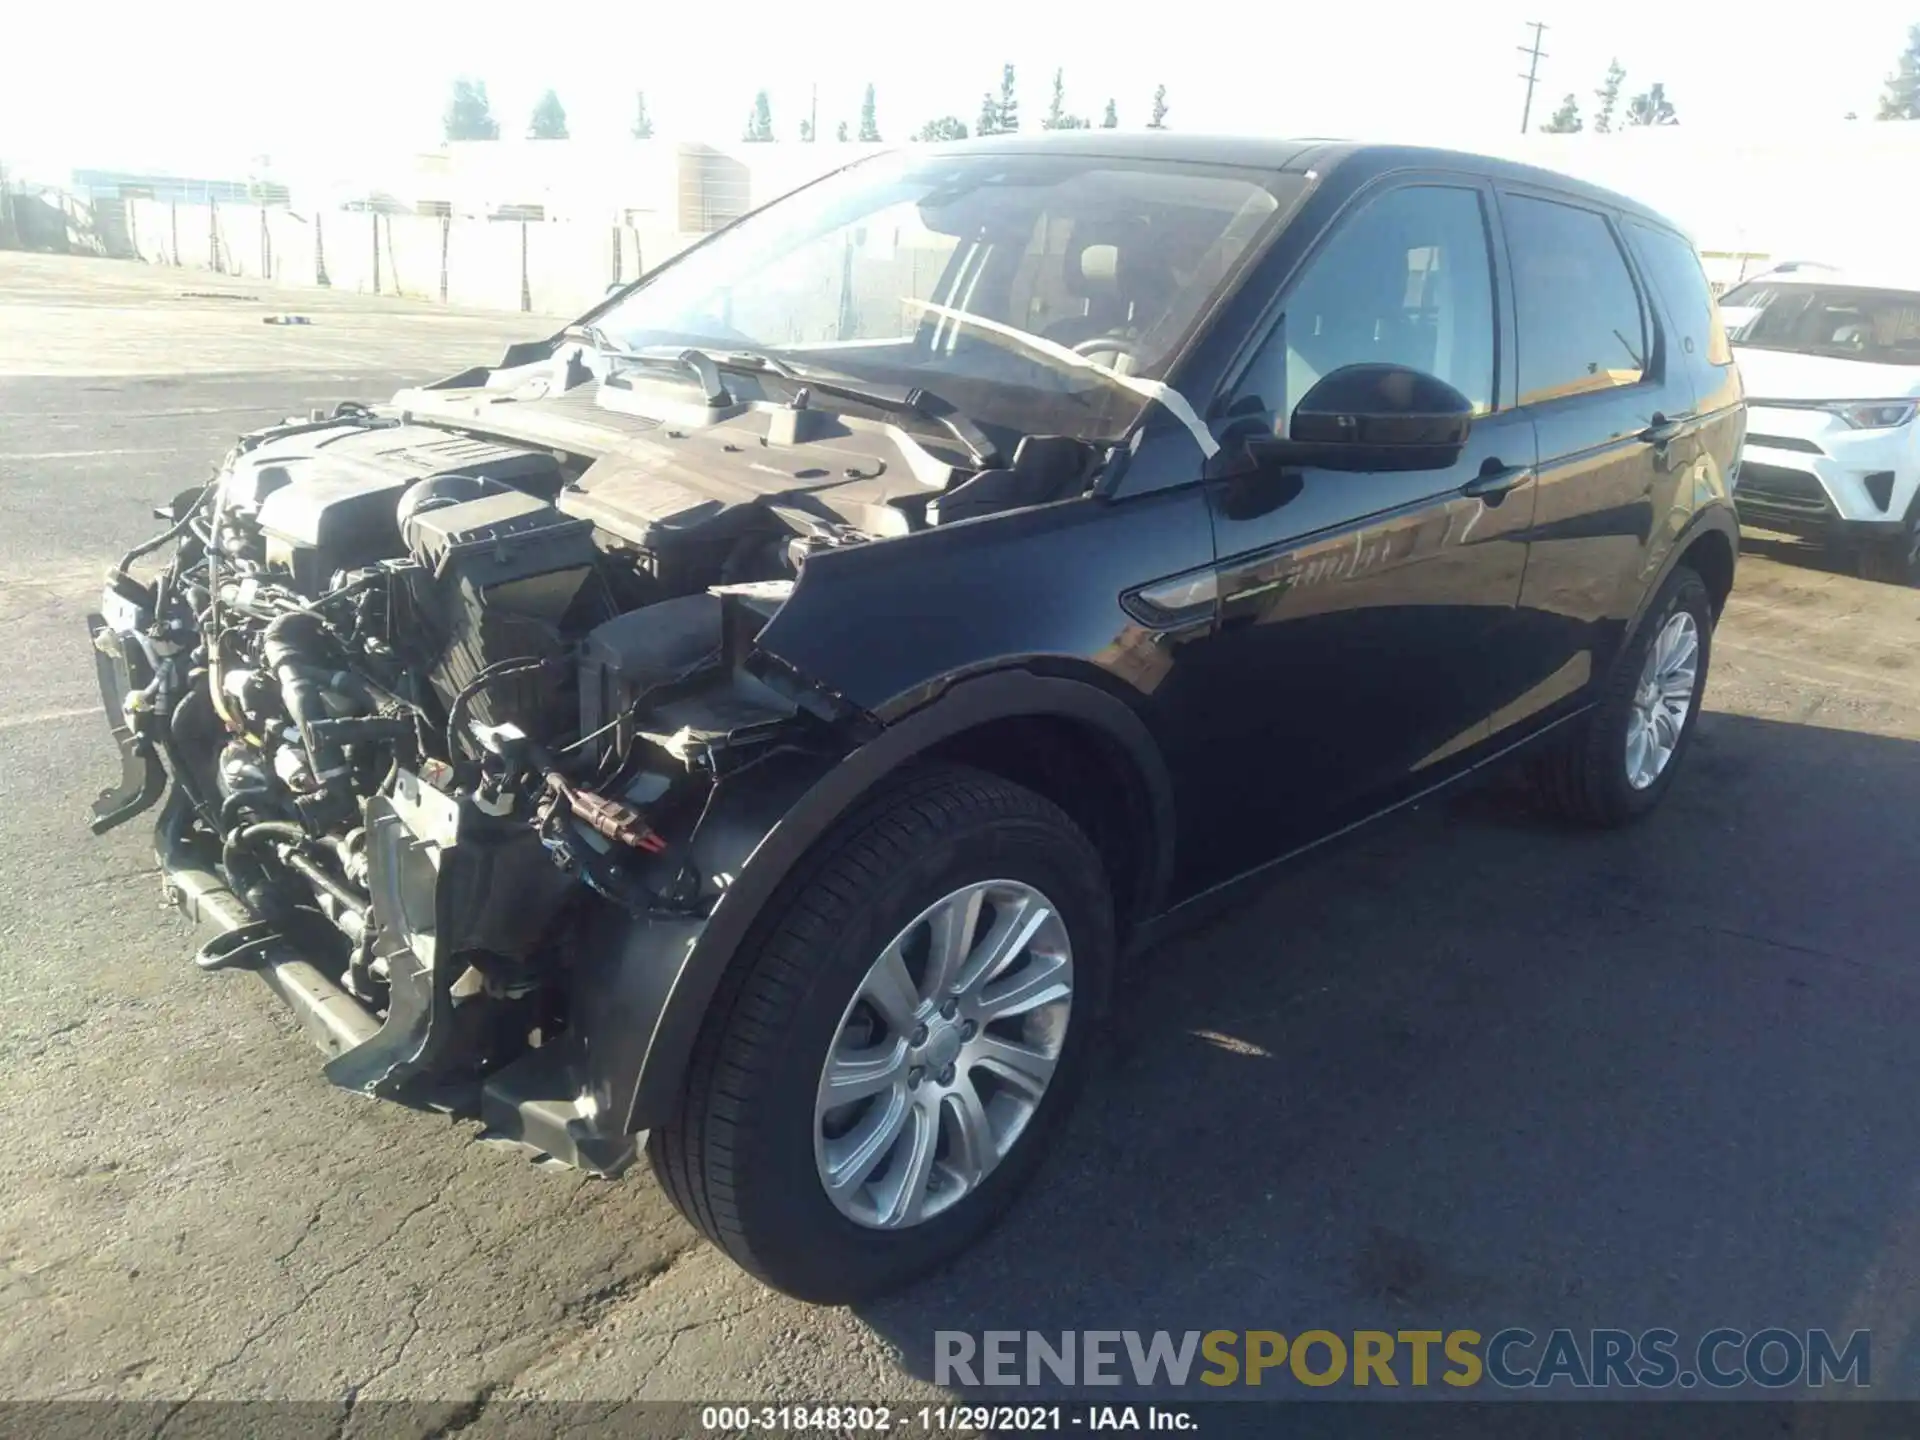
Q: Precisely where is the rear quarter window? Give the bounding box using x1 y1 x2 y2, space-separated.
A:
1627 221 1734 367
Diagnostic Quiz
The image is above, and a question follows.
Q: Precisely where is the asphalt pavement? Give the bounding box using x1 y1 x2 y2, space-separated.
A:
3 253 1919 1423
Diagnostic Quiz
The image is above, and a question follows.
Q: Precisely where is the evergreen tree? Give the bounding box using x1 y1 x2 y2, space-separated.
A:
915 116 969 142
1045 69 1068 128
1878 22 1920 118
977 92 1000 137
443 79 501 141
1593 59 1626 133
1101 98 1119 128
1626 82 1678 126
527 89 569 140
859 83 881 141
1148 84 1169 129
996 65 1020 132
1542 94 1583 133
743 90 775 142
837 120 851 142
630 91 654 139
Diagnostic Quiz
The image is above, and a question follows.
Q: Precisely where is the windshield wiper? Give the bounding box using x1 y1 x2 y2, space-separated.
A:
708 349 1001 468
582 336 1000 468
599 343 733 407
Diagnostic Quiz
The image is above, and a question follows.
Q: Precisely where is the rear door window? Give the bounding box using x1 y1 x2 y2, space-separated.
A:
1503 194 1648 407
1627 220 1734 367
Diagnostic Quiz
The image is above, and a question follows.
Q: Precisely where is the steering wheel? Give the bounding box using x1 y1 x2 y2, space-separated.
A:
1071 333 1143 365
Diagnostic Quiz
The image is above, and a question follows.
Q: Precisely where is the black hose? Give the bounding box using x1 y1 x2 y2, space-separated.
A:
112 481 214 584
221 820 307 887
229 820 307 849
262 610 347 782
221 821 368 921
280 849 369 917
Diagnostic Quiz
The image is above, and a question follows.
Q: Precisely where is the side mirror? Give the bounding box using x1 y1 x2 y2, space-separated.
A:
1254 363 1476 473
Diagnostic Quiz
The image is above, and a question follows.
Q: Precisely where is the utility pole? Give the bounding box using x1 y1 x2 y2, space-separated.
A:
810 84 819 143
1517 21 1548 133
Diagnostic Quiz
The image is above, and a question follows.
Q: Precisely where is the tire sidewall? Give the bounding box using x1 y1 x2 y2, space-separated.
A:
727 797 1113 1300
1597 567 1713 817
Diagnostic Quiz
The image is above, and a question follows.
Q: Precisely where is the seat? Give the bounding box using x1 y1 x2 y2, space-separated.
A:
1042 234 1134 351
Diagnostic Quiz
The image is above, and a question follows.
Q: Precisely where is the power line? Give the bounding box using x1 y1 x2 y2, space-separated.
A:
1517 21 1549 134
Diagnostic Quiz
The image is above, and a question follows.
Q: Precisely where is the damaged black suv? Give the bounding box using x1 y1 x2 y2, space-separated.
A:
87 134 1743 1303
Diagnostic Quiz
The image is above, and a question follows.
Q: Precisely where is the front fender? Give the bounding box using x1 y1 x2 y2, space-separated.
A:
494 667 1177 1143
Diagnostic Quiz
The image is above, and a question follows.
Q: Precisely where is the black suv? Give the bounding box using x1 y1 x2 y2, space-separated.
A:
87 134 1743 1303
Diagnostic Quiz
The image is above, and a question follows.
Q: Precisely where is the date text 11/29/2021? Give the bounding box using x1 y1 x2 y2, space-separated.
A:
698 1405 1193 1432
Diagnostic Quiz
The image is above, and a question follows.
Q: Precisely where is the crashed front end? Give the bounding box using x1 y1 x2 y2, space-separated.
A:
81 393 944 1174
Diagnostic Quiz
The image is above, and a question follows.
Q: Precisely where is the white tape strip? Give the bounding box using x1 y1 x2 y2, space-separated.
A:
904 301 1220 459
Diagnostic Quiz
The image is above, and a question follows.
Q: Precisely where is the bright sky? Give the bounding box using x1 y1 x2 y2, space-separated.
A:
2 0 1910 183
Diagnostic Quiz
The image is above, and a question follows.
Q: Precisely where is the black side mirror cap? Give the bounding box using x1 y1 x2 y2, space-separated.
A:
1251 363 1477 473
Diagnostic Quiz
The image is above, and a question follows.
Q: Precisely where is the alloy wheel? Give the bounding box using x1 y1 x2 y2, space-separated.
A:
1625 610 1701 790
814 879 1073 1230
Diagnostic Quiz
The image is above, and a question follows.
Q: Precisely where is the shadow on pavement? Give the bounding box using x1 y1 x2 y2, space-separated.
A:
1738 530 1860 579
856 712 1920 1399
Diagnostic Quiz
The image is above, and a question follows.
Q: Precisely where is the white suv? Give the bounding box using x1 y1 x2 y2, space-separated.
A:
1722 271 1920 584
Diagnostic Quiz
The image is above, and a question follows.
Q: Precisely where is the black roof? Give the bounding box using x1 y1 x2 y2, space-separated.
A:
930 130 1672 228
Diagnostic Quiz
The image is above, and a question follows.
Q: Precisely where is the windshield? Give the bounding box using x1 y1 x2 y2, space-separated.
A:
1719 282 1920 365
594 151 1298 443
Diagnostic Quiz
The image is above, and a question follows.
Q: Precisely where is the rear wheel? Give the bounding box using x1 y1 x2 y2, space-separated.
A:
1527 564 1713 827
648 765 1114 1303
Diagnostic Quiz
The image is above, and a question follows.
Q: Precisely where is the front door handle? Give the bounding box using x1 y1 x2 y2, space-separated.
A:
1640 414 1686 445
1461 461 1534 501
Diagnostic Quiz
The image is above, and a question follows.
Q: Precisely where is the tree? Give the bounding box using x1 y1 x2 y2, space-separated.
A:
837 120 851 142
1043 69 1087 129
1148 84 1169 129
1101 98 1119 129
743 90 775 142
527 89 569 140
1593 59 1625 133
977 92 1001 136
1626 82 1678 126
859 83 881 141
996 64 1020 133
915 116 969 142
1878 22 1920 118
1542 93 1583 133
630 91 654 140
799 119 814 141
443 79 500 141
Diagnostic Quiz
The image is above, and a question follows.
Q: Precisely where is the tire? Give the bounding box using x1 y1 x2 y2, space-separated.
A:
1526 564 1714 827
1856 520 1920 587
648 764 1115 1303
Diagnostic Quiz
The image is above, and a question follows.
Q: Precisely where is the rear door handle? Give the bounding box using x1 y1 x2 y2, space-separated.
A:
1461 463 1534 501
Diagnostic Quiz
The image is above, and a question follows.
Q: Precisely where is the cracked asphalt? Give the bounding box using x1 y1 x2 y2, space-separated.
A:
4 253 1920 1421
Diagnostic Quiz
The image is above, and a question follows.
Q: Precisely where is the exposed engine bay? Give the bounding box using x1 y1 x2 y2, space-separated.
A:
87 360 1105 1172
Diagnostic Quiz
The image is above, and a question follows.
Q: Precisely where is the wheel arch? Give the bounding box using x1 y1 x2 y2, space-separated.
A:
1677 521 1737 620
1628 504 1739 659
618 667 1176 1132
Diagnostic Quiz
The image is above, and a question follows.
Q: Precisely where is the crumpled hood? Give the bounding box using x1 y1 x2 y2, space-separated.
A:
1733 345 1920 404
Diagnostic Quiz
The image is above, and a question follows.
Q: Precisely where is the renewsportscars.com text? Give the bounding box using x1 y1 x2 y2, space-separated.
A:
934 1328 1871 1390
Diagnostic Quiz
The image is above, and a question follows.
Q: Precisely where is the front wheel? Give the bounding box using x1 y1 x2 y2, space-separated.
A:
648 765 1114 1303
1526 564 1714 827
1856 517 1920 587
